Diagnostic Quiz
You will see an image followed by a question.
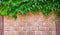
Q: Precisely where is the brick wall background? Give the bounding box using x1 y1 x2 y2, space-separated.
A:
0 16 3 35
4 12 56 35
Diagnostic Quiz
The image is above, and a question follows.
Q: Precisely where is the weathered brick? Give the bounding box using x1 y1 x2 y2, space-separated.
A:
4 12 56 35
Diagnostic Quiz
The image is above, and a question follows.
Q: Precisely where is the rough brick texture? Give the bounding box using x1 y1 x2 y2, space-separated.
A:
0 16 3 35
4 12 56 35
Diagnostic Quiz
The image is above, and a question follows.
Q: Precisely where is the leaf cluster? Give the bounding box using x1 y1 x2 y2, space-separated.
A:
0 0 60 18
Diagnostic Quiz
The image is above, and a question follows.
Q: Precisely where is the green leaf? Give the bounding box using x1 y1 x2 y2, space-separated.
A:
13 15 17 19
20 10 27 15
9 11 17 16
1 11 6 15
32 8 40 14
42 9 51 16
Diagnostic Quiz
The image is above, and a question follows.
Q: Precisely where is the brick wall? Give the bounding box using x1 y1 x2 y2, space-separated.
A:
4 12 56 35
0 16 3 35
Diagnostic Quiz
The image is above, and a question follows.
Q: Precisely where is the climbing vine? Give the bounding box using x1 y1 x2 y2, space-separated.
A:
0 0 60 18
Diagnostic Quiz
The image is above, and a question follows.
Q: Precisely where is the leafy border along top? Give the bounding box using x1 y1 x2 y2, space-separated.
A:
0 0 60 19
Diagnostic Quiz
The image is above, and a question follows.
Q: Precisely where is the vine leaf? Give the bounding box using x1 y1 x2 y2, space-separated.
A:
13 15 17 19
42 9 51 16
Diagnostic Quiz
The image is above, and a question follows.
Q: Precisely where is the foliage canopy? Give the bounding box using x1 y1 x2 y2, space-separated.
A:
0 0 60 18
